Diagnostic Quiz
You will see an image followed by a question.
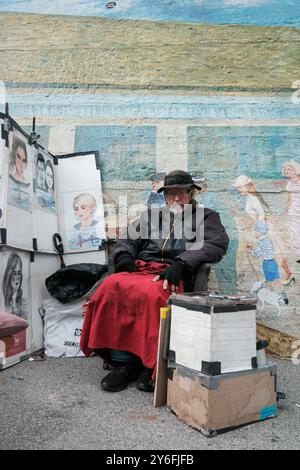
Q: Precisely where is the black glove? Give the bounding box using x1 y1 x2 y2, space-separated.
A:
115 253 138 273
158 260 185 287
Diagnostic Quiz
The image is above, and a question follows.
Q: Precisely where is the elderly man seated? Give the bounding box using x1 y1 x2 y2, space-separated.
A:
80 170 229 393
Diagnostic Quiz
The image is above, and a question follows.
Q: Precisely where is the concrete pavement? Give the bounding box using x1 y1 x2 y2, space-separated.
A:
0 356 299 450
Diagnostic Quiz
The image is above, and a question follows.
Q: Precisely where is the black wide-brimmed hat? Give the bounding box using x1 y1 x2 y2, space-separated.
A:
157 170 202 193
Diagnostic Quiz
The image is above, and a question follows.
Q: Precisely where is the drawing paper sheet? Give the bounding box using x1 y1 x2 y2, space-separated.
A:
30 253 60 351
6 124 34 251
0 247 31 369
33 148 58 253
56 152 106 253
0 116 9 231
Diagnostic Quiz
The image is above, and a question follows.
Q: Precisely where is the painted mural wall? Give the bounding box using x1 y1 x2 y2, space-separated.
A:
0 1 300 350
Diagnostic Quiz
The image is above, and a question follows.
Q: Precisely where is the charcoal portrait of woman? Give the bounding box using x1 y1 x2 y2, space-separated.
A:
2 252 28 319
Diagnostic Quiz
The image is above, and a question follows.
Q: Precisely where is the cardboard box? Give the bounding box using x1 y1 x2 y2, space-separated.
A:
169 293 257 375
167 364 277 436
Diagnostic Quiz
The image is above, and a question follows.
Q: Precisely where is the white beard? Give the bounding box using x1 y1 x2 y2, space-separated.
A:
169 203 184 215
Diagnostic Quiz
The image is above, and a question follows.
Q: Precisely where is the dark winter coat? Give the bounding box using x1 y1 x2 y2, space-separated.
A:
113 203 229 272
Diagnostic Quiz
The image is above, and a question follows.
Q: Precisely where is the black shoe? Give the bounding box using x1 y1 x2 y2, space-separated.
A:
101 359 143 392
103 359 113 371
136 369 155 393
101 365 132 392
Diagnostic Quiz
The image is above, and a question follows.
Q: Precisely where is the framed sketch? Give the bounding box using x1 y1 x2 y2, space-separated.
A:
34 148 58 253
62 190 106 251
0 248 31 369
1 117 106 256
0 116 9 229
5 121 34 251
7 128 33 213
2 250 30 320
35 149 56 214
56 151 106 253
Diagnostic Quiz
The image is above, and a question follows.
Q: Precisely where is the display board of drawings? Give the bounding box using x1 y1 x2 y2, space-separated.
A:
0 113 106 369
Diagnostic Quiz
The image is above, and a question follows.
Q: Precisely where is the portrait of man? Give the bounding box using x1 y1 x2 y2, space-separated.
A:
36 152 46 191
35 151 56 214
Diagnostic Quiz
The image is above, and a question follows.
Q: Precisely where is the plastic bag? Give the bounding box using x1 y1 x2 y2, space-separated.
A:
42 297 85 357
45 263 108 304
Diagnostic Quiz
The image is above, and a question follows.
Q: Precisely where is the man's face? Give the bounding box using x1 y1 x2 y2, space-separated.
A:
15 146 27 177
165 188 192 213
37 160 46 187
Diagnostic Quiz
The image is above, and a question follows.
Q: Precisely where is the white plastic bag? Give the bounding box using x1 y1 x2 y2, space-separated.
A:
42 297 85 357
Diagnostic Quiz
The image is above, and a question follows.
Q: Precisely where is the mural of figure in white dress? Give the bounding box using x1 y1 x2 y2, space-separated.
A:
282 161 300 262
234 175 294 285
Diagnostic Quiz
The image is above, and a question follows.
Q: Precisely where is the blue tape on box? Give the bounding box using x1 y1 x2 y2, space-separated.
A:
260 405 277 420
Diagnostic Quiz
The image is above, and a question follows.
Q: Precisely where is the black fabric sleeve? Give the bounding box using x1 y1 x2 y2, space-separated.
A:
175 211 229 270
112 217 144 262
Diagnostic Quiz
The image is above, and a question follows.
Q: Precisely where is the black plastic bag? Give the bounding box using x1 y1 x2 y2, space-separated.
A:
45 234 108 303
45 263 108 304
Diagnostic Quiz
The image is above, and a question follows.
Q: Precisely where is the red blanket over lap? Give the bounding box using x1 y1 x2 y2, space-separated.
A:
80 260 183 370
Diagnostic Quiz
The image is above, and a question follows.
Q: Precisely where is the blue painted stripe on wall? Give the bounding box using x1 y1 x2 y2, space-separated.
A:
188 126 300 180
6 91 300 121
74 125 156 181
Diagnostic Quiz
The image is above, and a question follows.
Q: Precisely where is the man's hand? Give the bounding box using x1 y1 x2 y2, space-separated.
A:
115 253 138 273
153 260 185 292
